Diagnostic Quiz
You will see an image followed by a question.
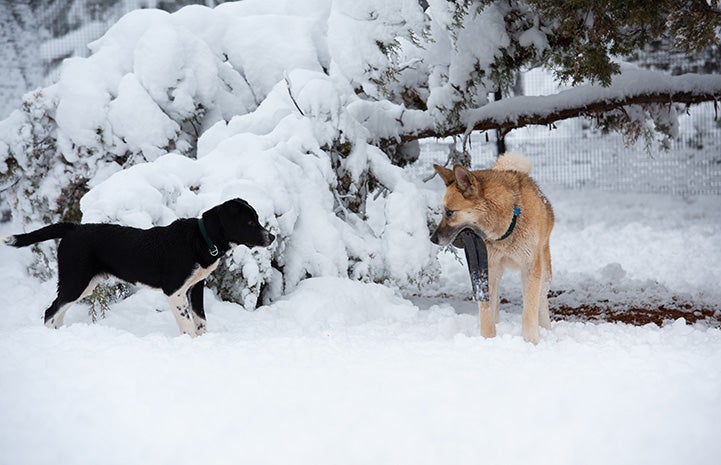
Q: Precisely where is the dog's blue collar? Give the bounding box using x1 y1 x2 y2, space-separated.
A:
496 207 521 241
197 218 219 257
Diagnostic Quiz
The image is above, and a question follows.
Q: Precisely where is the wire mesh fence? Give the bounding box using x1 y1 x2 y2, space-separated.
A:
413 102 721 196
410 46 721 196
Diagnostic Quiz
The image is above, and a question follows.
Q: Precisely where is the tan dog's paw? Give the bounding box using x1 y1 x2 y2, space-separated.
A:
523 326 539 345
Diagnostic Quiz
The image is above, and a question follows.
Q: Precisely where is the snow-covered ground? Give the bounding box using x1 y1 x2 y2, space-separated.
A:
1 185 720 465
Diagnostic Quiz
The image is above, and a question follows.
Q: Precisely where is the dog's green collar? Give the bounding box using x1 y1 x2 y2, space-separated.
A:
496 207 521 241
197 218 219 257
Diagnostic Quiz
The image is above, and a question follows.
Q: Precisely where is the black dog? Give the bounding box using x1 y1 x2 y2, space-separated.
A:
1 198 274 336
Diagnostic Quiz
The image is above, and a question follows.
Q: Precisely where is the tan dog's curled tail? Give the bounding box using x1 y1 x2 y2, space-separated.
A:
492 152 532 174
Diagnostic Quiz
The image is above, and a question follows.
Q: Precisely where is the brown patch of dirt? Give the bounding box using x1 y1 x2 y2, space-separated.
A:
550 302 721 328
427 291 721 328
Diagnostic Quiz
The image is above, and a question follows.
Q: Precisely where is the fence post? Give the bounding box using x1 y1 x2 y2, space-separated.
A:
494 89 506 156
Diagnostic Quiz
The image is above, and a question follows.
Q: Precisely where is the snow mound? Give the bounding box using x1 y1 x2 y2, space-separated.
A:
266 277 419 329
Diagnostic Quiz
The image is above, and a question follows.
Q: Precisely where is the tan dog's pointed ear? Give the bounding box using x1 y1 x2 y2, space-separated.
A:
453 165 478 195
433 164 455 186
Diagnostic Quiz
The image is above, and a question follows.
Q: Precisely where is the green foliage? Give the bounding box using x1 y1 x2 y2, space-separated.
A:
434 0 720 91
86 282 132 323
324 140 379 218
667 0 721 53
525 0 721 85
56 176 89 223
6 91 60 225
593 103 678 152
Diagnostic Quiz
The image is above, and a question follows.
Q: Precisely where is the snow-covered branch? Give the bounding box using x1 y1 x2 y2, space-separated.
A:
399 69 721 142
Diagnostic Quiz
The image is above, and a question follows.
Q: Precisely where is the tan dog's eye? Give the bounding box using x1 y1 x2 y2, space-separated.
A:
444 208 454 219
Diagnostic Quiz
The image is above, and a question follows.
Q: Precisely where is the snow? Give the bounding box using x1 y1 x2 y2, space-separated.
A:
108 73 180 160
2 186 720 465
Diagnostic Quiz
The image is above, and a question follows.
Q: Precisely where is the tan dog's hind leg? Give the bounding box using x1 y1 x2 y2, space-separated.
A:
521 257 543 344
538 242 552 330
478 301 497 338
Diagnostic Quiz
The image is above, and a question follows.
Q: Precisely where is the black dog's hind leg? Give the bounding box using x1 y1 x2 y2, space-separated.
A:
188 280 207 335
45 248 100 329
45 297 72 329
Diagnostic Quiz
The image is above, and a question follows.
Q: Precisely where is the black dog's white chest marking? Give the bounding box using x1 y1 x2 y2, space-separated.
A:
183 262 220 292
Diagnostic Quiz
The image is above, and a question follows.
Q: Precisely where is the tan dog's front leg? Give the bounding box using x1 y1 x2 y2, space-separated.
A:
478 301 496 338
488 262 503 324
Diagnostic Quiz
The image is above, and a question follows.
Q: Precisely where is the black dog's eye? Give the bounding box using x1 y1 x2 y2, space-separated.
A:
445 208 454 219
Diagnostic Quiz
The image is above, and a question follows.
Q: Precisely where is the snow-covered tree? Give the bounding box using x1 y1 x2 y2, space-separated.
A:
1 0 720 307
0 1 49 118
0 0 225 118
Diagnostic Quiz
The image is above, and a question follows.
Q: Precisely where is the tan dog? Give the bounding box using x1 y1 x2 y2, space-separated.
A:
431 153 554 344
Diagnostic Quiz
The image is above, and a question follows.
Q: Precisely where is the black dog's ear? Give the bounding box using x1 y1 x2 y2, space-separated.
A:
217 200 245 232
218 197 258 234
232 198 251 208
216 198 275 248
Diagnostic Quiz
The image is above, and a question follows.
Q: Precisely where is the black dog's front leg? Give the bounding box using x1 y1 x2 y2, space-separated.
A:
188 280 207 335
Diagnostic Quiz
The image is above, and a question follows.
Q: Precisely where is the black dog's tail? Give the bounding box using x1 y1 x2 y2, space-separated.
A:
2 223 78 248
